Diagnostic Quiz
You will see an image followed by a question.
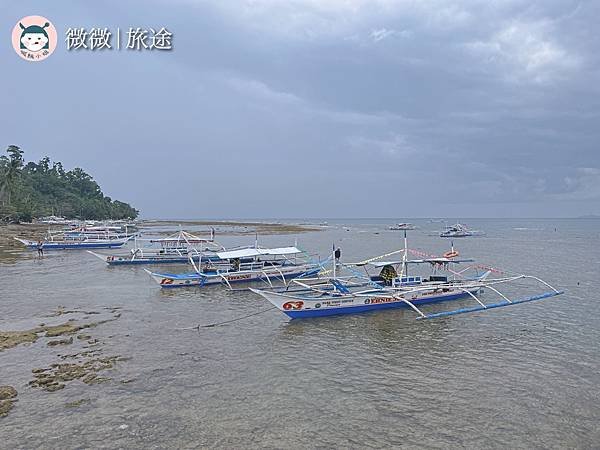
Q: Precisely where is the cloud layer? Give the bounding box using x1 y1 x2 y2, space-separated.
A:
2 0 599 217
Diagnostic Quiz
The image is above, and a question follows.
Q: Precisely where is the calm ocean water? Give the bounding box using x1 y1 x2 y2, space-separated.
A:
1 218 599 449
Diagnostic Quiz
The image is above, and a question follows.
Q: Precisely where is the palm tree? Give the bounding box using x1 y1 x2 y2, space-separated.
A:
0 145 24 206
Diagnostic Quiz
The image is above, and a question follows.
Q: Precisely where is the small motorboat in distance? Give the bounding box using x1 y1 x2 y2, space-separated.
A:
439 223 484 238
389 223 416 231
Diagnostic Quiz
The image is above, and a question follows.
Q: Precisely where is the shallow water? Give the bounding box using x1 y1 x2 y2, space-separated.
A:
1 219 599 449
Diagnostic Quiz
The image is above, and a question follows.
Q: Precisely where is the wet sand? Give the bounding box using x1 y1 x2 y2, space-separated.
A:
139 220 322 235
0 223 48 247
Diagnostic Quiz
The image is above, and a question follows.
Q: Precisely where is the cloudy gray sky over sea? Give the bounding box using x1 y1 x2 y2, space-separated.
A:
2 1 599 218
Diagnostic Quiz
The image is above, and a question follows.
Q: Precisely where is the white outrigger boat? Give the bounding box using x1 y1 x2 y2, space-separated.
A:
15 230 133 250
250 235 563 320
88 230 224 265
146 246 321 289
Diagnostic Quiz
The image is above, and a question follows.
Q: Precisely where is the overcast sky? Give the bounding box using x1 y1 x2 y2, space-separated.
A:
2 0 599 218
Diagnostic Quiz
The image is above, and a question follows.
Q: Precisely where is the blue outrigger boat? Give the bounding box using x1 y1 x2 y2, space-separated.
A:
146 246 321 289
15 235 132 250
88 230 224 265
250 235 563 320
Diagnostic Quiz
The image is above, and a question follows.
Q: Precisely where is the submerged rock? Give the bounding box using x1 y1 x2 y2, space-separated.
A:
0 386 18 418
45 383 65 392
0 386 17 400
65 398 91 408
0 330 39 351
30 356 121 391
0 400 15 417
47 337 73 347
0 314 120 352
44 323 91 338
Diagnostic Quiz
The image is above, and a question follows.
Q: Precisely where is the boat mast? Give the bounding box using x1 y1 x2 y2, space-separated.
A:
402 230 408 278
332 243 336 279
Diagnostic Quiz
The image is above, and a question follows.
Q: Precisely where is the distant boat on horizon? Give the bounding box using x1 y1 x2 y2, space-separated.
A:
440 223 485 238
389 223 416 231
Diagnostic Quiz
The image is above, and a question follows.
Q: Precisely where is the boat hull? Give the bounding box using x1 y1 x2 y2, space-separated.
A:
149 266 320 288
88 251 221 265
250 287 481 319
16 238 130 250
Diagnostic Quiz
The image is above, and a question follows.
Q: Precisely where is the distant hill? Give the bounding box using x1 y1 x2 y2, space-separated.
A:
0 145 138 222
577 214 600 219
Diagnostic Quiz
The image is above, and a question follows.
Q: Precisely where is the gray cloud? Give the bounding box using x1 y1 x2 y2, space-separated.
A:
2 0 599 217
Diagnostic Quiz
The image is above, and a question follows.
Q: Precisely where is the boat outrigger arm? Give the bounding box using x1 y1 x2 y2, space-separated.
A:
249 238 564 320
414 274 564 319
366 252 563 319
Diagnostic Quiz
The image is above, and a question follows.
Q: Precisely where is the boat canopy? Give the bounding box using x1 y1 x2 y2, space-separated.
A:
216 246 301 259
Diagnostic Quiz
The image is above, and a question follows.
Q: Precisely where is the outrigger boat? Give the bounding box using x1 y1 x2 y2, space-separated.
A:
250 235 563 320
88 230 224 265
15 234 132 250
145 246 321 289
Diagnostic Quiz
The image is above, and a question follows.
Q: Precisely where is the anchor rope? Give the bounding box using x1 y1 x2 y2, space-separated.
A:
177 306 277 331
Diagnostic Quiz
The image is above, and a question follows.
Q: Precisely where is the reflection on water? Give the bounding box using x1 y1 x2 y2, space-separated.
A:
1 218 599 448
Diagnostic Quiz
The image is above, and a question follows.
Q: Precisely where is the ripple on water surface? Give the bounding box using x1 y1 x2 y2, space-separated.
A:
1 219 599 448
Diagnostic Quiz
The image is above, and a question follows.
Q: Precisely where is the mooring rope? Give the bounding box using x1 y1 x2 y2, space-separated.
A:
177 306 277 330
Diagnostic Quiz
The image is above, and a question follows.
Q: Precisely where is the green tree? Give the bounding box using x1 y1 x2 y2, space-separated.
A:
0 146 139 222
0 145 24 206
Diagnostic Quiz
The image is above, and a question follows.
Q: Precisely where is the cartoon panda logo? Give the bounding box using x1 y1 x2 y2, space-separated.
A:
19 22 50 52
12 16 57 61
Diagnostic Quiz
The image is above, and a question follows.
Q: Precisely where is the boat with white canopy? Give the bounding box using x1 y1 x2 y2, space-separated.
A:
145 245 321 288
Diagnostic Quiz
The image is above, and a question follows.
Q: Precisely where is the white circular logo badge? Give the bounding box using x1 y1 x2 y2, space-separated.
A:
12 16 57 62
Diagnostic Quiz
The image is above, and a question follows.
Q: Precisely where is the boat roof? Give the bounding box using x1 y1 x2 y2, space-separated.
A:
216 246 301 259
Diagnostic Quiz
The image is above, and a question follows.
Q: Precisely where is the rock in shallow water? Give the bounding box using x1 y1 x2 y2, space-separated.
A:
65 398 91 408
0 386 18 418
47 337 73 347
0 386 17 400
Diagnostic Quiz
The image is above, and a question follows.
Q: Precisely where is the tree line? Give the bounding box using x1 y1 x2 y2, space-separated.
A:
0 145 139 222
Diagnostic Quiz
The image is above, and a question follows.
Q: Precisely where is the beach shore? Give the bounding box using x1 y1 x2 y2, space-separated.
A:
1 220 321 245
